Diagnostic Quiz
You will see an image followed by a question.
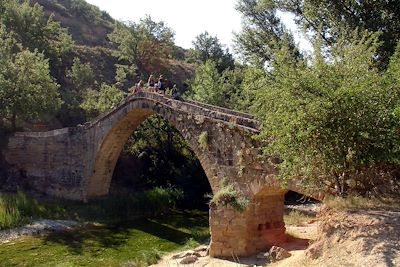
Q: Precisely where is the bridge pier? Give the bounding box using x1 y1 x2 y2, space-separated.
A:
209 191 286 257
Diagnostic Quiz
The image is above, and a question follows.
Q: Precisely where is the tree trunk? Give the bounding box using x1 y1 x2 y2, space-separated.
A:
11 112 16 131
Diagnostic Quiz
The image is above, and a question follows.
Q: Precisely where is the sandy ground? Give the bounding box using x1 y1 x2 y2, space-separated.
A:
152 220 318 267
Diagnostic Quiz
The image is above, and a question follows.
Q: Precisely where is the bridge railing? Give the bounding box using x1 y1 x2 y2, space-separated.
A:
182 99 255 120
87 92 261 132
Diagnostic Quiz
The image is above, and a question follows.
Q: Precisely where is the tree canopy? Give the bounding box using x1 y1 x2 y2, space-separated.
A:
0 0 74 73
238 0 400 69
0 25 62 129
247 31 400 194
188 31 234 73
234 0 300 66
108 15 175 77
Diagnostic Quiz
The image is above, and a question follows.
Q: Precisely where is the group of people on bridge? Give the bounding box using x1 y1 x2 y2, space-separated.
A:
132 74 181 100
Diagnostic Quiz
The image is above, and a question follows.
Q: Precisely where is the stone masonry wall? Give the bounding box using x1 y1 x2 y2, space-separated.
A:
5 128 89 199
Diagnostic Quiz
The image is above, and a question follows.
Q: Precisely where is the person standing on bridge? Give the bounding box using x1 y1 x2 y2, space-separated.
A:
171 84 182 100
158 75 166 94
147 74 156 92
132 80 144 94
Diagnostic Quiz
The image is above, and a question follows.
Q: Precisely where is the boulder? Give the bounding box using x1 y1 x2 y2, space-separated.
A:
180 255 198 264
269 246 291 262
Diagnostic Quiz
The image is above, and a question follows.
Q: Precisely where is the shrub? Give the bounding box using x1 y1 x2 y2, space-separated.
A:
74 187 184 221
208 178 249 212
0 192 45 230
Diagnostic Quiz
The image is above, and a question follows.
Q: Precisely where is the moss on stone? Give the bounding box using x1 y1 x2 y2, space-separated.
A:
198 131 209 151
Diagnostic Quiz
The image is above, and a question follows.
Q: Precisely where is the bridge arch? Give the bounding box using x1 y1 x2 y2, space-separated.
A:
84 92 259 198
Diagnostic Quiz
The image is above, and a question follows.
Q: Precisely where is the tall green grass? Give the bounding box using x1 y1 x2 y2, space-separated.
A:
0 191 47 230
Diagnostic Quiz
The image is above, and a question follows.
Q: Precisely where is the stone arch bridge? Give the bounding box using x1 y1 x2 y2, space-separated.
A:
4 92 317 257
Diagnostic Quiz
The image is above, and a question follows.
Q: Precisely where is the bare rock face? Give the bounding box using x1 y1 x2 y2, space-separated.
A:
269 246 291 262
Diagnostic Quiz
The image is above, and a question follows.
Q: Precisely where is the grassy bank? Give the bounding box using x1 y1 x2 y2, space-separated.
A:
0 188 184 230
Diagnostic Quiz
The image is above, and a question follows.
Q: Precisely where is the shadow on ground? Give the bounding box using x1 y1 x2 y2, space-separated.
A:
43 210 209 256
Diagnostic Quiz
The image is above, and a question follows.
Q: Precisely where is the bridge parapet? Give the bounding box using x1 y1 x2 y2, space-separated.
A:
88 92 260 132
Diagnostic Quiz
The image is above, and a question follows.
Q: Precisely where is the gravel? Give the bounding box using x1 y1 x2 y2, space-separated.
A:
0 219 81 244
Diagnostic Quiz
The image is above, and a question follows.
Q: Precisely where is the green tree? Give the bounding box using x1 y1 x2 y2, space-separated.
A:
250 32 400 195
59 58 95 124
385 43 400 86
108 16 174 77
189 31 234 73
117 115 211 209
267 0 400 68
114 64 136 90
234 0 300 66
219 67 246 110
235 66 267 112
0 26 62 130
67 58 95 92
190 60 245 109
80 83 126 119
189 60 225 106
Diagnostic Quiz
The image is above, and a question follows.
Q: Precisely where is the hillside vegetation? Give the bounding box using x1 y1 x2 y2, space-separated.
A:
31 0 114 47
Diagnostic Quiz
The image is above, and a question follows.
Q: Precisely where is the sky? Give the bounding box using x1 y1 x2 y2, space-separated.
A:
85 0 311 53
